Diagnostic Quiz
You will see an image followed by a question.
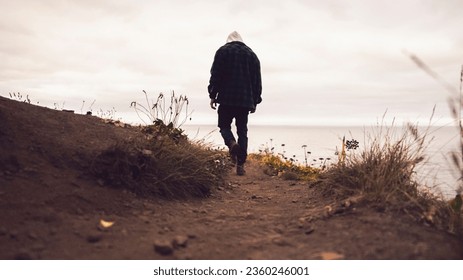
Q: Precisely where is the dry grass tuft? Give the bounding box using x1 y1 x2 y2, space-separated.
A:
313 121 461 233
315 122 427 200
90 122 230 198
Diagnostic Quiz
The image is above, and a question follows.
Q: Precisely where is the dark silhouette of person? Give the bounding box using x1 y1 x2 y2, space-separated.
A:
208 31 262 175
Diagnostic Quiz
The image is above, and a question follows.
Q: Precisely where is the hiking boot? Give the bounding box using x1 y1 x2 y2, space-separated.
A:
236 164 246 176
229 141 240 166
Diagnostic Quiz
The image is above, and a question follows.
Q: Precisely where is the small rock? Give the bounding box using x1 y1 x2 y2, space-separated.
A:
244 213 255 220
172 235 189 248
27 231 38 240
87 233 103 243
97 179 105 186
333 207 346 215
342 200 352 208
292 200 298 203
272 236 291 246
0 227 7 236
153 240 174 256
142 149 153 156
324 205 333 216
305 227 315 235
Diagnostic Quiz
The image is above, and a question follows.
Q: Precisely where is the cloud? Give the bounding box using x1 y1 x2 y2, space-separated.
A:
0 0 461 126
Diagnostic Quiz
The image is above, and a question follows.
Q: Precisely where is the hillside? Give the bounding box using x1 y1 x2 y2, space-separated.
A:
0 96 462 259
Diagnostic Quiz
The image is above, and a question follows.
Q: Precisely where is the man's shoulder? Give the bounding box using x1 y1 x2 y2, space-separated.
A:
218 42 256 56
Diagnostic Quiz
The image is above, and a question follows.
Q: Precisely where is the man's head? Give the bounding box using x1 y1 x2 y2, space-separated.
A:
226 31 243 43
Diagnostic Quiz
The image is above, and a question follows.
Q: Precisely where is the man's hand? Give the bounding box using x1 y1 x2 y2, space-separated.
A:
210 99 217 110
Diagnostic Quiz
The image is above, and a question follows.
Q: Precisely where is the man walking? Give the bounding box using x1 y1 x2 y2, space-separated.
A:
208 31 262 175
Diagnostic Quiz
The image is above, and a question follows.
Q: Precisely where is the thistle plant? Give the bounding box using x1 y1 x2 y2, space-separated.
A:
130 90 192 128
81 99 96 115
302 144 311 167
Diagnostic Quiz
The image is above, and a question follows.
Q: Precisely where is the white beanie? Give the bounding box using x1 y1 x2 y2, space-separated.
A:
226 31 243 43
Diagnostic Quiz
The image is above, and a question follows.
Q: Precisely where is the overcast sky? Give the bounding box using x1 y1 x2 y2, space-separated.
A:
1 0 462 126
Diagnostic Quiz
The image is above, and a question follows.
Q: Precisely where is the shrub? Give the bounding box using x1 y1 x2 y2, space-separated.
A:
310 121 462 233
90 121 230 198
315 122 430 201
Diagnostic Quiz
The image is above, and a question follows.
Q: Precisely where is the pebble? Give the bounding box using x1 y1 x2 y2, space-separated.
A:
305 227 315 235
172 235 189 248
142 149 153 156
27 231 38 240
153 240 174 256
187 234 197 239
87 233 103 243
272 236 291 247
244 213 255 220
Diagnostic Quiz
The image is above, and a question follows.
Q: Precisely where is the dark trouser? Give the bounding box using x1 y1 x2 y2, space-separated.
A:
218 105 249 165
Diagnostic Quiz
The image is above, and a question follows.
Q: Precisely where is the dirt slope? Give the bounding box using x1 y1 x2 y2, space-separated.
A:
0 96 462 259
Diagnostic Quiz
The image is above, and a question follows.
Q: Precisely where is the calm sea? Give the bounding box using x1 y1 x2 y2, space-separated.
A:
184 124 461 199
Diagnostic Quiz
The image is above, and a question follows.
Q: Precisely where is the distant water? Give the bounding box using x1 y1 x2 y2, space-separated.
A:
184 124 461 199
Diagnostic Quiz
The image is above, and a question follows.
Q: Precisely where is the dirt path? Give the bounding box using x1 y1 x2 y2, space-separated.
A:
2 160 462 260
1 96 462 260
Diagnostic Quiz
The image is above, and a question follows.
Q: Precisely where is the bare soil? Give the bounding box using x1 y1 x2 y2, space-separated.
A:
0 96 462 260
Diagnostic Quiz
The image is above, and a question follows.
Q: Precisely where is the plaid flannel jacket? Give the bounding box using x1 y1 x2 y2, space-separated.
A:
208 41 262 110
